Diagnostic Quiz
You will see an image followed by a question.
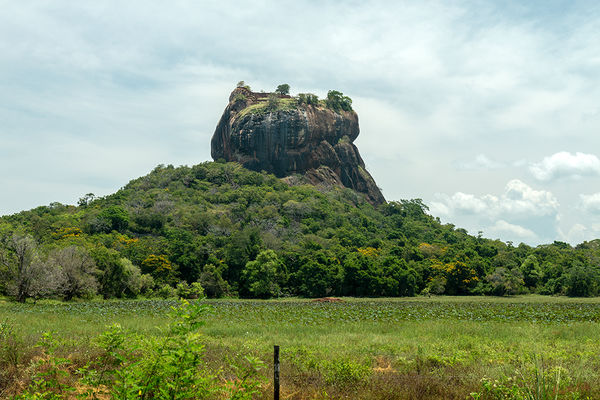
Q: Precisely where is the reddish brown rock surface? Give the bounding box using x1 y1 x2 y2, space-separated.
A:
211 88 385 205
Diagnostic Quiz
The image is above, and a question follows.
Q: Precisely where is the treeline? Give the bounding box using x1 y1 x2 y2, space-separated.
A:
1 161 600 302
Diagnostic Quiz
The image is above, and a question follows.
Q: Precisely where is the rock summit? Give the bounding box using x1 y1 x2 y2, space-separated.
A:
211 87 385 205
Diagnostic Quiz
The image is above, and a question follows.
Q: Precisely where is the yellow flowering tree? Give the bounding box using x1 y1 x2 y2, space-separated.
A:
142 254 176 284
430 259 479 295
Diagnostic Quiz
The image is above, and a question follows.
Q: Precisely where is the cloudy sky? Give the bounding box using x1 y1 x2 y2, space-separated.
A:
1 0 600 246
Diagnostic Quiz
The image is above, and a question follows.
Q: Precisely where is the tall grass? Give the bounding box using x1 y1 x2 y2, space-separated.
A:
1 296 600 399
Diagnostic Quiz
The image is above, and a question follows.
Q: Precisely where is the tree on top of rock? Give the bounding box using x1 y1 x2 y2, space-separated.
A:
326 90 353 112
237 81 251 90
275 84 290 95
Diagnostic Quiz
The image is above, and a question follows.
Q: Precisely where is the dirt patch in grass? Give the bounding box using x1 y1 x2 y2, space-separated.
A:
311 297 344 303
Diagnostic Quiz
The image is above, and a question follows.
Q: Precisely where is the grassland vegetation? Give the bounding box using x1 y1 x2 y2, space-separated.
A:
237 98 299 118
1 296 599 399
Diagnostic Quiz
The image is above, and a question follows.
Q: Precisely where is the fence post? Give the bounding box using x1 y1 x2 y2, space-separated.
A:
274 345 280 400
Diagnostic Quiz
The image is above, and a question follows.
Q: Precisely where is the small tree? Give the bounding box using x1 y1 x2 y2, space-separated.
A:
242 250 283 298
121 258 149 298
325 90 353 111
50 246 99 300
141 254 177 285
77 193 95 207
0 234 60 302
176 281 205 299
486 267 525 296
295 259 344 298
91 247 132 299
236 80 250 90
520 254 543 289
298 93 318 105
275 84 290 95
566 264 599 297
198 264 229 298
266 93 279 111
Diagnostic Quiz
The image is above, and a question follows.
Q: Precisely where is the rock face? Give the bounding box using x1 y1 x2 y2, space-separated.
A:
211 87 385 205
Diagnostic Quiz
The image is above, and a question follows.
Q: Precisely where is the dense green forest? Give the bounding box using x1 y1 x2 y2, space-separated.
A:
1 161 599 302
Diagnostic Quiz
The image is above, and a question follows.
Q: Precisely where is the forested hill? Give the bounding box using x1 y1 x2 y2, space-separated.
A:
1 161 600 301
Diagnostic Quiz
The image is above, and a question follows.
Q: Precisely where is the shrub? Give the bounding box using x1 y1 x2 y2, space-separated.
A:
566 265 599 297
50 246 99 301
15 301 265 399
155 284 177 299
176 281 205 299
323 359 371 385
298 93 319 105
233 92 247 103
242 250 283 298
199 264 229 298
96 206 130 233
266 93 279 110
139 273 155 295
486 267 525 296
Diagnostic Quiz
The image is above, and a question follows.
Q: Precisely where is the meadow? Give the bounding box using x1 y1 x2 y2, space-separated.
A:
1 296 600 399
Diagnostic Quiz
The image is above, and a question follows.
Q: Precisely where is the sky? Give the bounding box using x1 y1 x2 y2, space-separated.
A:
1 0 600 246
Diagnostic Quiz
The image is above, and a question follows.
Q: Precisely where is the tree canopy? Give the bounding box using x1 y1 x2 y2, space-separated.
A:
325 90 353 111
1 161 599 300
275 84 290 95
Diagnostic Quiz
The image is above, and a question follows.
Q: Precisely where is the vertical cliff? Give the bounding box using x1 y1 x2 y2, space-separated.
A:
211 87 385 205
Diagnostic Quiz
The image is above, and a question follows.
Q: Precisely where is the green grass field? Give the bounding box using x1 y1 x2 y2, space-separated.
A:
1 296 599 399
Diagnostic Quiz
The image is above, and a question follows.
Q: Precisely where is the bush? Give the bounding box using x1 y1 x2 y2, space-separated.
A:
486 267 525 296
176 281 205 299
232 92 247 103
199 264 229 298
95 206 130 233
139 273 155 295
155 284 177 299
426 276 446 295
266 93 279 110
50 246 99 301
122 259 144 298
566 265 599 297
15 301 265 399
323 359 371 385
242 250 283 298
298 93 319 105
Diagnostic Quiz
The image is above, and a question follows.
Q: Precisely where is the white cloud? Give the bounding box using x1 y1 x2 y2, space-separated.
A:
581 193 600 214
428 201 450 217
488 220 537 241
1 1 600 246
432 179 559 219
529 152 600 181
502 179 559 216
558 223 588 245
455 154 504 170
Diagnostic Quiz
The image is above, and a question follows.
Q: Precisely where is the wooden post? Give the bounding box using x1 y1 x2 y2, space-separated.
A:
274 345 280 400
